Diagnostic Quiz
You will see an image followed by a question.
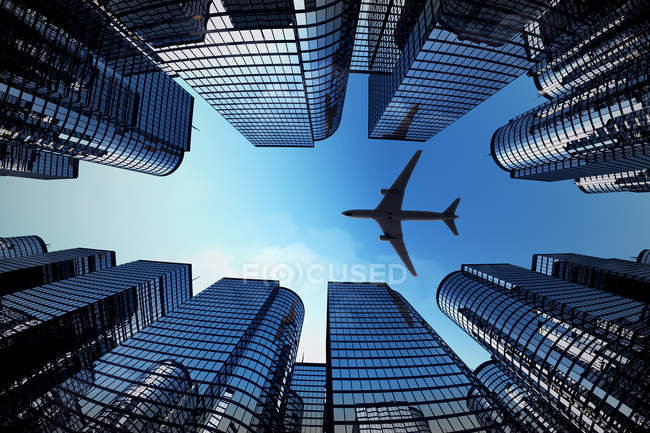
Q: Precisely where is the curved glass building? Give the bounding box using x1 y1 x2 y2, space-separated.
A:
106 0 360 147
0 235 47 259
326 281 509 433
490 0 650 193
98 0 605 146
83 359 200 433
44 278 304 433
0 0 194 179
638 249 650 265
469 360 580 433
491 60 650 181
437 264 650 433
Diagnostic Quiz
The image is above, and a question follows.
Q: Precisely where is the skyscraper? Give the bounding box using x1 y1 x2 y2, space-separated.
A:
100 1 212 49
469 360 580 433
6 0 632 152
0 235 47 259
0 0 194 180
37 278 304 433
326 281 509 433
0 145 79 179
638 249 650 265
362 0 548 141
491 60 650 185
100 0 603 147
287 362 326 433
532 251 650 303
0 259 193 431
491 0 650 193
438 261 650 432
575 170 650 194
0 247 116 294
105 0 360 147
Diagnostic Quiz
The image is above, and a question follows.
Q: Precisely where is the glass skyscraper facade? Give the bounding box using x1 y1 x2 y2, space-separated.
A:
6 0 638 151
37 277 304 433
0 145 79 179
0 235 47 259
1 259 193 431
364 0 548 141
576 170 650 194
470 360 580 433
287 362 326 433
104 0 360 147
0 247 116 295
491 0 650 193
82 0 612 147
326 281 509 433
532 251 650 304
438 260 650 433
0 0 194 180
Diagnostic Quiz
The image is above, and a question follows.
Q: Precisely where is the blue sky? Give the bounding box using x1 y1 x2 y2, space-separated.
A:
2 74 649 368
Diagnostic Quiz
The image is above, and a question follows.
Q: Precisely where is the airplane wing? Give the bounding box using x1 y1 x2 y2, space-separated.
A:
376 150 422 212
375 219 417 277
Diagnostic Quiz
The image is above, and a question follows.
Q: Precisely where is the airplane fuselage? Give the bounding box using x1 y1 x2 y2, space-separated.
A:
341 149 460 277
342 210 456 221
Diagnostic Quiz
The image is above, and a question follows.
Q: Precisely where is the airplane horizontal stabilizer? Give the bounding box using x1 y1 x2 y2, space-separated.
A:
444 218 459 236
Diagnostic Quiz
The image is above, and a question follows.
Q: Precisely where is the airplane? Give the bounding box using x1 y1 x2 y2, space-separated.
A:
342 150 460 277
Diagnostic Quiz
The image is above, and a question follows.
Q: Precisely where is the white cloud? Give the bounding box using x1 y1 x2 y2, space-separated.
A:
181 217 421 363
189 248 239 291
183 241 335 362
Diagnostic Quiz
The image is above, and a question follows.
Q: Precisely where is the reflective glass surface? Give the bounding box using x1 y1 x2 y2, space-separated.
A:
0 260 192 430
106 0 359 147
470 360 579 433
532 252 650 303
438 263 650 433
327 281 506 433
0 0 194 179
366 0 542 141
0 247 116 295
530 1 648 99
0 144 79 179
491 61 650 181
0 235 47 259
42 278 304 433
288 362 326 433
576 169 650 194
490 0 650 193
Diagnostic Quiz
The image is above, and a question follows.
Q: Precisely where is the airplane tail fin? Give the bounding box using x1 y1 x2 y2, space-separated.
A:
443 198 460 236
443 198 461 217
443 219 459 236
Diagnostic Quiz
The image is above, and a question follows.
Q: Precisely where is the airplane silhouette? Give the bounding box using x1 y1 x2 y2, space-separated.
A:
342 150 460 276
